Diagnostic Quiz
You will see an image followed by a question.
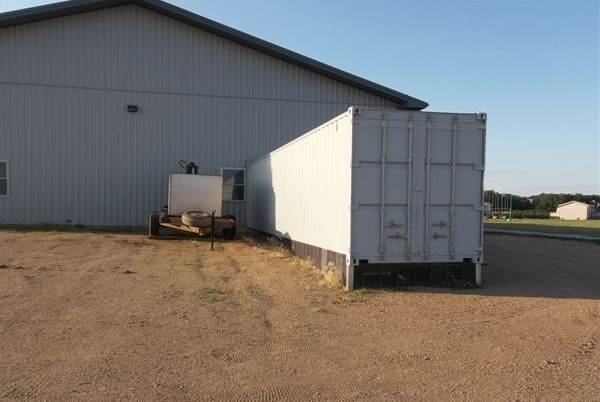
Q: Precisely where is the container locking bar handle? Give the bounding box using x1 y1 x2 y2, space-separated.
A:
378 113 387 259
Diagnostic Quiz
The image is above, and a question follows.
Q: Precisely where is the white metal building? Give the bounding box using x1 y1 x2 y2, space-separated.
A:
0 0 427 226
552 201 593 220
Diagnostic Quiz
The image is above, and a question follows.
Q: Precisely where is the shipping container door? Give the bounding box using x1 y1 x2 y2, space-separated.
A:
415 113 485 262
351 111 413 262
351 110 485 264
419 115 454 260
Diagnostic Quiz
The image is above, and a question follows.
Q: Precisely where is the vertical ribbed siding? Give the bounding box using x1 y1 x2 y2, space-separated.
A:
247 111 354 255
0 5 400 226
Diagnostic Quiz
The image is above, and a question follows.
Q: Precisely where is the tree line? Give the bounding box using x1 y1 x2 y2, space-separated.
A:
484 190 599 219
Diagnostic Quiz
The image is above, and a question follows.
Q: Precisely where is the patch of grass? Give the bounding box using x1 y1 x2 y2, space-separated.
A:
352 287 372 297
0 224 145 234
320 271 344 289
343 287 373 302
445 275 478 289
485 219 600 236
0 225 61 233
196 286 230 305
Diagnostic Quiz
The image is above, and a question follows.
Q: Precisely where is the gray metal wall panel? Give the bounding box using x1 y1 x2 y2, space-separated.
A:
0 5 400 226
246 110 354 256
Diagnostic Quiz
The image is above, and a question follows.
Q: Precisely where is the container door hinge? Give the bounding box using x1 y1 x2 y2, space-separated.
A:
378 244 386 259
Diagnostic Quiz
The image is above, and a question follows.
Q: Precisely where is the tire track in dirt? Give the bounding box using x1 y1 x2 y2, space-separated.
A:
1 374 51 401
209 348 249 364
2 231 599 401
189 243 354 399
192 251 393 401
1 234 140 331
208 384 328 402
204 373 392 402
0 233 167 400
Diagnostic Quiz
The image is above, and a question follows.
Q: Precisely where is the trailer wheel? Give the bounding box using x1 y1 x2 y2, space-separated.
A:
159 211 170 223
223 226 236 240
149 212 159 238
182 211 212 227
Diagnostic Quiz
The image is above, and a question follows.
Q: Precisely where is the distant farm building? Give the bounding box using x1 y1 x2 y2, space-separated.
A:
550 201 594 220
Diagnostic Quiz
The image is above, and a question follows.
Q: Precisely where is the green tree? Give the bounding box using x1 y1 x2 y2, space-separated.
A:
485 191 599 212
511 195 534 210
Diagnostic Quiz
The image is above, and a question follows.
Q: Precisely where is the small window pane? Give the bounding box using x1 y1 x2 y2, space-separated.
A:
231 185 244 201
0 162 6 178
0 179 6 196
223 170 244 185
234 170 244 185
222 168 244 201
222 185 233 201
222 185 244 201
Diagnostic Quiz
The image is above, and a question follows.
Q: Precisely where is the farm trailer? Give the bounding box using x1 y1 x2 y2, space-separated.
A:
149 173 236 240
246 107 486 290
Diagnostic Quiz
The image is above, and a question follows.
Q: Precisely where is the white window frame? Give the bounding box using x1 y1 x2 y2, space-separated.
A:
221 167 245 202
0 160 7 197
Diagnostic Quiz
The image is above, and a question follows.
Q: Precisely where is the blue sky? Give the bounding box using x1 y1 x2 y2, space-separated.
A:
2 0 598 196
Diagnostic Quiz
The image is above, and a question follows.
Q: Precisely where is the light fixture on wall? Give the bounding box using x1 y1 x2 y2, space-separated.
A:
127 105 138 113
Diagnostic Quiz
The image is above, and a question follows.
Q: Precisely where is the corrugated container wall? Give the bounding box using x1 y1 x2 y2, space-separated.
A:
0 4 398 226
247 108 486 289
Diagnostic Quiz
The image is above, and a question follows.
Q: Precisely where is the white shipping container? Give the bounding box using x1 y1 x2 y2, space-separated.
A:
247 107 486 290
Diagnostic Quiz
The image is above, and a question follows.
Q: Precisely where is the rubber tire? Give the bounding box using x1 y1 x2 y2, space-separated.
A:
149 212 159 238
159 211 170 223
223 226 236 240
181 211 212 228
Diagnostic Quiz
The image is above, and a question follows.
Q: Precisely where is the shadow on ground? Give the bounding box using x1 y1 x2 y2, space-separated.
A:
408 234 600 300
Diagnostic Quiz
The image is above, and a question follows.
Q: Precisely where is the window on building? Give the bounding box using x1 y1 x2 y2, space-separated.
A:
222 168 244 201
0 161 7 196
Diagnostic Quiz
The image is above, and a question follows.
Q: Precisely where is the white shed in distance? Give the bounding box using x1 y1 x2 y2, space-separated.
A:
551 201 594 220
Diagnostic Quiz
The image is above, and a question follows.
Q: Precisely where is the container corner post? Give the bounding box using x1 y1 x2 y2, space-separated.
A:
475 262 482 285
345 263 354 291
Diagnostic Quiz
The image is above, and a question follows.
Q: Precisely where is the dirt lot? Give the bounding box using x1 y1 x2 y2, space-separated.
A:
0 230 598 401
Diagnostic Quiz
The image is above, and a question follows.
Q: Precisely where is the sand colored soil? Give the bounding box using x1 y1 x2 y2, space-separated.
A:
1 231 598 401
